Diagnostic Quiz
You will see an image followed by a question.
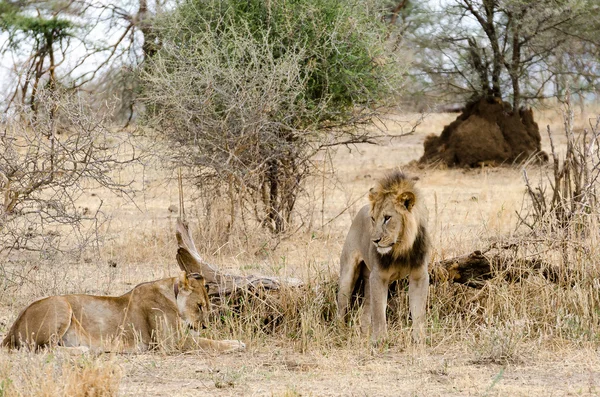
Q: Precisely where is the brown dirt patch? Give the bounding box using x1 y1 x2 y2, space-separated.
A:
420 97 547 167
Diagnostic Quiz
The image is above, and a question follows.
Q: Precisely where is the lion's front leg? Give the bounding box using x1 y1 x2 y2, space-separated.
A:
369 269 390 344
408 264 429 344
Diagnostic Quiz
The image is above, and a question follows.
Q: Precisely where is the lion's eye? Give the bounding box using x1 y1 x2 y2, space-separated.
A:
370 217 375 224
384 215 391 223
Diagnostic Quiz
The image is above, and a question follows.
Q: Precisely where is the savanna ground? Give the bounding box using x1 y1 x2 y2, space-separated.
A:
1 106 600 396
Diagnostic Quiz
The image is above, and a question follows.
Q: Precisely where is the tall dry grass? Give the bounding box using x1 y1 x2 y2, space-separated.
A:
190 102 600 365
194 246 598 363
0 352 121 397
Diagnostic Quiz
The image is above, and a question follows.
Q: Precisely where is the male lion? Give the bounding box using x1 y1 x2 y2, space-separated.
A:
337 171 430 343
2 272 245 353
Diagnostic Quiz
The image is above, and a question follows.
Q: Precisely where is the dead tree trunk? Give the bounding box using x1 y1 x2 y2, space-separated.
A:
430 249 573 288
175 218 303 297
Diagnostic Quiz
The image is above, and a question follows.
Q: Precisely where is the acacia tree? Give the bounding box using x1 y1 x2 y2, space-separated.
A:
411 0 600 109
0 1 73 112
0 0 164 119
142 0 407 234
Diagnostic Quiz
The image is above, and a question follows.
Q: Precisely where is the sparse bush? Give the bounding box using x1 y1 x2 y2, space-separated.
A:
521 95 600 268
0 88 138 262
469 319 529 364
522 97 600 231
142 0 407 233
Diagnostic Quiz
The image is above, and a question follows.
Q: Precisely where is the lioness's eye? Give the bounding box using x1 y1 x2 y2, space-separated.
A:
370 217 375 224
384 215 391 223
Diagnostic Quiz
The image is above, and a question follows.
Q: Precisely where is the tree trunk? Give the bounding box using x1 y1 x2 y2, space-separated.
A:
468 37 490 94
266 159 283 233
510 18 521 110
389 0 408 25
483 0 502 98
138 0 158 60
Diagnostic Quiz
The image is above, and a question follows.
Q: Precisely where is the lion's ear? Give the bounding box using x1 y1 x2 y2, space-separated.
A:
397 191 416 211
368 187 379 203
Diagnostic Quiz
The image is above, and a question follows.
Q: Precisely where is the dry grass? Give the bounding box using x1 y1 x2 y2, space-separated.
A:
0 351 121 396
1 103 600 395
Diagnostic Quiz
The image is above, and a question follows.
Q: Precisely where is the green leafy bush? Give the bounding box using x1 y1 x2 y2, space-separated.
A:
142 0 406 233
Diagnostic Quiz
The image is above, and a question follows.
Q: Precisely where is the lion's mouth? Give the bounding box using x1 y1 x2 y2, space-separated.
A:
185 321 207 330
184 321 205 333
375 245 393 254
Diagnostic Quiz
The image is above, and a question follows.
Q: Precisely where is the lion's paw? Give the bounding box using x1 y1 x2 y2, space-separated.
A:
57 345 91 355
220 339 246 353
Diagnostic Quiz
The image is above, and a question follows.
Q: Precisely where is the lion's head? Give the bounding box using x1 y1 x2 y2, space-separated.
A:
175 272 211 331
368 171 425 258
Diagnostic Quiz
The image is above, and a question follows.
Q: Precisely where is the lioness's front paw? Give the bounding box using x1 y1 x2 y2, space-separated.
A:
57 345 91 355
220 339 246 353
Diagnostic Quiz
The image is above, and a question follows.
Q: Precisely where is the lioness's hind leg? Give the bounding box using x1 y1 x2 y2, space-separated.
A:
60 315 94 349
337 252 361 320
6 297 72 349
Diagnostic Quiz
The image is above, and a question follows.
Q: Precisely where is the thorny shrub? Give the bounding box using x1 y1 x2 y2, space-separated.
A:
0 88 139 264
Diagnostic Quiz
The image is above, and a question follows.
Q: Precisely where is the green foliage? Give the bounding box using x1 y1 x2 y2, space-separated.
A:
156 0 398 127
0 1 73 50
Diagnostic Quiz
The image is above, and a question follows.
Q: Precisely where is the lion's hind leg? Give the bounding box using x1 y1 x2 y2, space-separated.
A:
337 250 362 321
3 296 73 349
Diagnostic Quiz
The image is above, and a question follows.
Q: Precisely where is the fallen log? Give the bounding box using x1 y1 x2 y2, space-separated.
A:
430 249 572 288
175 218 303 298
173 218 578 334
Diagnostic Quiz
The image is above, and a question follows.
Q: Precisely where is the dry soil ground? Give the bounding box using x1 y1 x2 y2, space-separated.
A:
1 106 599 396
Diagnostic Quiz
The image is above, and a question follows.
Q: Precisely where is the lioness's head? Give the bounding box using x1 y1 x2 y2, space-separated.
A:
175 271 210 331
368 171 424 257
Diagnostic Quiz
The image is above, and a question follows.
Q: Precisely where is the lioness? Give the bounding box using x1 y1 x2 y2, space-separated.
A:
2 272 245 353
337 171 430 343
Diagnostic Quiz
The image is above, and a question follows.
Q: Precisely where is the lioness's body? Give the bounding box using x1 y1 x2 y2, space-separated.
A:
337 171 430 342
2 272 244 353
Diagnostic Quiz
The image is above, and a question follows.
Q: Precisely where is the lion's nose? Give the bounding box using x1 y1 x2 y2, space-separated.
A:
372 238 381 245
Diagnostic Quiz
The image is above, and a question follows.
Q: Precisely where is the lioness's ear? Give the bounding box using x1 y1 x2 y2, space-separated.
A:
188 272 204 281
179 271 189 289
188 272 205 285
397 191 416 211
